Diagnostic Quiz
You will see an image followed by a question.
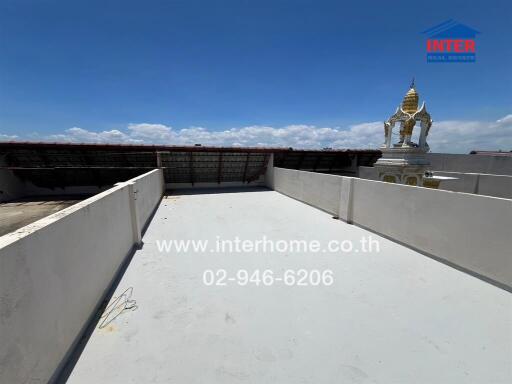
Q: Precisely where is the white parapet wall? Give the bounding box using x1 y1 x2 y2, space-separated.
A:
273 167 343 215
432 171 512 199
357 165 379 181
130 169 166 231
264 153 274 190
0 169 164 384
349 178 511 289
359 166 512 200
478 173 512 199
426 153 512 175
273 167 512 290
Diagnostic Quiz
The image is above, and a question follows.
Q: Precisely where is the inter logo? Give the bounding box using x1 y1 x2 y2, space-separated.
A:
422 20 480 63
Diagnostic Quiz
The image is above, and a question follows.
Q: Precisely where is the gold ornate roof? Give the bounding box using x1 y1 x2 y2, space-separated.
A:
402 86 419 114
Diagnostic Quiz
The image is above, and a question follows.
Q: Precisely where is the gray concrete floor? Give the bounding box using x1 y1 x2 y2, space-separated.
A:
67 188 511 384
0 196 83 237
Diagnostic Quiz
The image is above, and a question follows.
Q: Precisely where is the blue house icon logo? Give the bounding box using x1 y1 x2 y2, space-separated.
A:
422 20 480 63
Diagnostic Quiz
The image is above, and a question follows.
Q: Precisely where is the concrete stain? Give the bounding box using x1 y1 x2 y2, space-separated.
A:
224 312 236 324
338 364 369 383
253 347 276 363
100 324 116 333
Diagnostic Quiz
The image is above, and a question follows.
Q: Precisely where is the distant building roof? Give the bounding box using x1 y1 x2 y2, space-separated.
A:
470 150 512 157
0 141 380 154
0 141 381 188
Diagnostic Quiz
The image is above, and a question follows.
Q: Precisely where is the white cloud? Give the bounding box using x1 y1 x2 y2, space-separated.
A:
128 123 172 141
47 127 138 144
429 116 512 153
2 115 511 153
0 133 18 141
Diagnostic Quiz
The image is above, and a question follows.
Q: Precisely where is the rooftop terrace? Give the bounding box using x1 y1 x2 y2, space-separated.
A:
62 188 510 383
0 158 510 384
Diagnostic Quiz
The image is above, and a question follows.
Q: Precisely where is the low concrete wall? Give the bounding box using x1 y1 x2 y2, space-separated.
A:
273 168 343 215
359 166 512 199
349 178 511 289
478 173 512 199
0 169 164 384
433 171 512 199
131 169 165 231
358 166 379 181
273 167 512 289
264 154 274 190
432 171 479 193
427 153 512 175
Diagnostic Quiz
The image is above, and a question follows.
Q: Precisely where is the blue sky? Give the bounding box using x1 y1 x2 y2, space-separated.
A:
0 0 511 152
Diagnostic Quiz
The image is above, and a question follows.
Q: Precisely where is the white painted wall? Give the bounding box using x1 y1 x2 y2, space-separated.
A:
432 171 512 199
130 169 165 231
350 178 511 289
0 169 164 384
358 166 379 181
273 167 512 289
359 166 512 199
478 173 512 199
273 167 343 215
426 153 512 175
264 154 274 190
432 171 479 193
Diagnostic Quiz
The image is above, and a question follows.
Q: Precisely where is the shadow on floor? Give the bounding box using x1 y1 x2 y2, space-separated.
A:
50 245 138 384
